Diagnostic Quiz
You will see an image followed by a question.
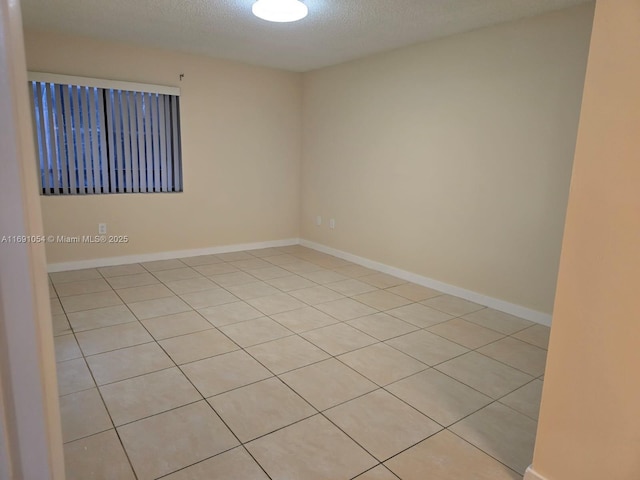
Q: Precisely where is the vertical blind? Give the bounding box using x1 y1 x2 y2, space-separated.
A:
28 74 182 195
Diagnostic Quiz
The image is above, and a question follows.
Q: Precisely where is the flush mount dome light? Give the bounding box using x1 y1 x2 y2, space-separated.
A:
252 0 308 23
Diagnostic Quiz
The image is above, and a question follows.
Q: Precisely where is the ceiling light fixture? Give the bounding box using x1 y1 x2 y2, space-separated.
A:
252 0 308 23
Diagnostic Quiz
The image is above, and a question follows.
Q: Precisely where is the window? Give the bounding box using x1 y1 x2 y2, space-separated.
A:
28 73 183 195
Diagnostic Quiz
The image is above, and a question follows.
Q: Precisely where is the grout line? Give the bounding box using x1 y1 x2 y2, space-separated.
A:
63 284 141 479
55 246 544 479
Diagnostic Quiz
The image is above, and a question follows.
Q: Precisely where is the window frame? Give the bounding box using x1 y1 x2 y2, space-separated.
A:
27 72 182 196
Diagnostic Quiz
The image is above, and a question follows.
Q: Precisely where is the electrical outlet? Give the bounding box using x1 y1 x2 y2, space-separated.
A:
329 218 336 229
98 223 107 234
316 216 322 226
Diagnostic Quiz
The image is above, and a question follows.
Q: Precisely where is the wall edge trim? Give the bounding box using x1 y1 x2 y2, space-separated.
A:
47 236 552 326
46 238 300 272
300 239 552 326
523 466 548 480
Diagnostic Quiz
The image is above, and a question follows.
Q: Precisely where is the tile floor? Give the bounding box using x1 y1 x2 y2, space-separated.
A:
50 245 549 480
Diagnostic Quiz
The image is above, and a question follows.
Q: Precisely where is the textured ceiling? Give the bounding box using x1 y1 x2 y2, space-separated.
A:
21 0 592 72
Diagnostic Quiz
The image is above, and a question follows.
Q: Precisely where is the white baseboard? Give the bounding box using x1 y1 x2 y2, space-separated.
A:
47 236 552 326
46 238 299 273
523 466 547 480
300 239 552 326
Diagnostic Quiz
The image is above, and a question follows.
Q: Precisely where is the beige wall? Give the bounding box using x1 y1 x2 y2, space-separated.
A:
301 4 594 314
529 1 640 478
24 30 302 264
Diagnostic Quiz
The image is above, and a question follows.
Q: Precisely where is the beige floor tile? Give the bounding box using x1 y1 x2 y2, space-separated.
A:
59 388 112 443
246 415 376 480
194 262 239 276
50 297 64 314
449 402 537 475
478 337 547 376
353 290 412 311
277 245 312 255
499 379 543 420
52 313 72 336
128 296 192 320
312 257 351 269
512 324 551 349
153 267 202 282
226 281 281 300
247 293 307 315
55 249 543 480
386 369 491 426
300 269 349 284
105 272 159 289
421 295 484 316
283 260 325 274
86 342 174 385
57 358 95 395
231 258 274 271
116 283 175 303
68 305 136 332
219 317 291 348
49 283 57 298
326 389 441 461
100 367 201 426
98 263 146 277
55 334 82 362
386 303 453 328
247 266 291 281
76 322 153 356
436 352 533 398
55 278 112 297
461 308 533 335
271 306 339 333
180 254 224 267
315 298 377 321
142 310 213 340
386 330 468 366
160 328 239 364
246 335 330 374
199 301 264 327
210 271 258 287
354 465 399 480
386 283 442 302
326 278 379 296
64 430 136 480
292 252 323 262
118 401 238 480
50 268 102 284
385 430 520 480
280 358 377 410
360 273 406 289
339 343 427 385
288 285 345 305
302 323 377 356
163 446 269 480
181 350 272 397
348 312 418 340
333 264 377 278
209 377 315 442
427 318 505 349
217 251 254 261
60 290 123 313
141 258 187 272
180 288 238 309
262 253 300 266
